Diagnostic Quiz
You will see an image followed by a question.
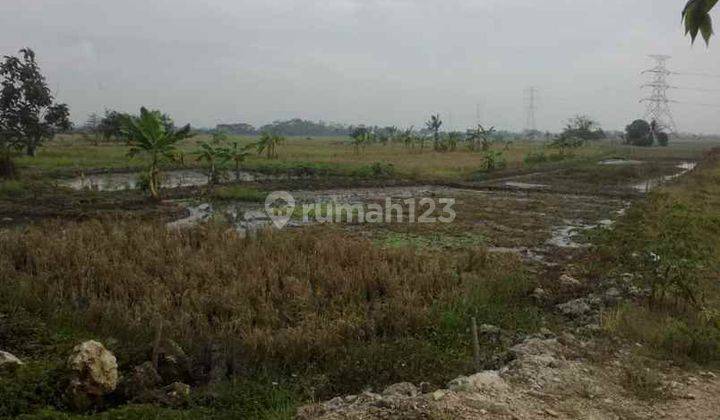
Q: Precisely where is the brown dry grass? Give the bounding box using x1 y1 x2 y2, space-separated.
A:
0 220 537 396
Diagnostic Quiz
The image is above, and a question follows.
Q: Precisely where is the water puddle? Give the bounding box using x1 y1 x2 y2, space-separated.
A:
166 186 470 234
487 246 552 265
504 181 548 190
599 159 644 166
60 169 282 191
632 161 697 193
546 218 614 249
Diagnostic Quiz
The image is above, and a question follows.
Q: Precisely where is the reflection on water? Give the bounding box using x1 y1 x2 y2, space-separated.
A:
599 158 644 166
60 169 274 191
632 161 697 193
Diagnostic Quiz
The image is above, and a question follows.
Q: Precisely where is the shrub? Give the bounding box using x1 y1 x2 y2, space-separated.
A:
0 180 28 199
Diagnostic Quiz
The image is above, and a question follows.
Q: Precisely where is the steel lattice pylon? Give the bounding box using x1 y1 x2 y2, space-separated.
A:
640 55 677 133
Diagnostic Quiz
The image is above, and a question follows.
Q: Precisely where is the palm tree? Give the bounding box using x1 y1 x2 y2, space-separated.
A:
425 114 442 151
123 107 191 200
254 132 284 159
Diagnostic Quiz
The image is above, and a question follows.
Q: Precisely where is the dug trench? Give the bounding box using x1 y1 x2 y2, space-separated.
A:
0 153 714 418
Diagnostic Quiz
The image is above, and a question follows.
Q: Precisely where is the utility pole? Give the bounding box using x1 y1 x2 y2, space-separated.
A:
524 87 538 132
641 55 677 133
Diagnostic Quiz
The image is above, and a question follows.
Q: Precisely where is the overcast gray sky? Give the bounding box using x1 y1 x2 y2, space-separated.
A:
2 0 719 132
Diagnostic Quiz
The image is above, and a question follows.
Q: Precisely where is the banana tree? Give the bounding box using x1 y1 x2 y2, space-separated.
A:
226 141 251 180
425 114 442 151
446 131 462 151
195 141 229 186
123 107 191 200
254 132 284 159
465 124 495 152
349 126 372 154
400 127 415 149
683 0 718 44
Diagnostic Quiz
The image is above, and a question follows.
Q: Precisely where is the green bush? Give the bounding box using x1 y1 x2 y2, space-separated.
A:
0 362 67 418
0 180 28 199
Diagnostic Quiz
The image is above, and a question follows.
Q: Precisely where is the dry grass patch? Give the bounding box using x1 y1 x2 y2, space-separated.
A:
0 221 540 398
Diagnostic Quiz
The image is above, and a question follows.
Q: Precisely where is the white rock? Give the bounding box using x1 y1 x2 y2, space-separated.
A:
0 350 23 371
382 382 418 397
556 299 591 317
448 370 509 394
559 274 581 287
66 340 119 401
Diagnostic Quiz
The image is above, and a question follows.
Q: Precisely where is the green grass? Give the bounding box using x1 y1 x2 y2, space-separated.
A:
597 148 720 365
377 231 486 250
14 134 688 182
0 180 29 199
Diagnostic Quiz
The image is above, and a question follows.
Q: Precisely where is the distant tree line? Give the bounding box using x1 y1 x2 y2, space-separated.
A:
79 109 178 142
216 118 349 136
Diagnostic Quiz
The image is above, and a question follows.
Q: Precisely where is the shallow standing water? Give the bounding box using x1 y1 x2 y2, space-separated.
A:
60 169 278 191
632 161 697 193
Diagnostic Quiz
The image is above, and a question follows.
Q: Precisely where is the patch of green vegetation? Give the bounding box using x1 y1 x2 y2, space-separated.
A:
523 150 569 165
0 180 29 199
597 150 720 365
620 359 666 401
189 378 299 420
0 361 68 418
349 162 396 178
210 186 267 202
377 232 486 250
240 160 345 177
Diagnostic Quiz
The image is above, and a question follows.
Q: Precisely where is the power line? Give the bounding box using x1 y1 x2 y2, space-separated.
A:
640 55 677 133
641 83 720 93
674 100 720 108
671 71 720 79
524 87 538 132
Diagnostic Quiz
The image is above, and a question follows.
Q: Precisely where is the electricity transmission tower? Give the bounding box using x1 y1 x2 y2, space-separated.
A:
641 55 677 133
524 87 538 132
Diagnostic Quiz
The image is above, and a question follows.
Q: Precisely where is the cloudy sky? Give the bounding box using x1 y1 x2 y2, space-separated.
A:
1 0 719 132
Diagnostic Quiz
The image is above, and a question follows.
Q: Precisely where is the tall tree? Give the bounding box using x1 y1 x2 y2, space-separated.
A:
0 48 70 159
560 115 605 141
625 119 653 147
98 109 130 141
122 107 191 200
